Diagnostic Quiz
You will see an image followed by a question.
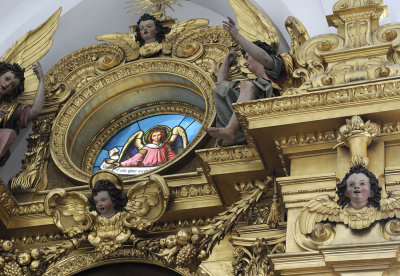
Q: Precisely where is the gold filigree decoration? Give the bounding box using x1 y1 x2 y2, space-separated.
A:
335 115 379 167
231 237 286 276
50 58 215 184
44 174 169 255
10 114 55 192
140 179 271 271
126 0 183 18
0 238 83 276
196 145 259 165
171 184 217 199
45 44 125 94
234 78 400 118
82 101 204 173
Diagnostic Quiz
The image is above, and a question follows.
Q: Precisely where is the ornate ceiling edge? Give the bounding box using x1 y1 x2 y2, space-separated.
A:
233 77 400 118
82 101 205 175
50 58 216 184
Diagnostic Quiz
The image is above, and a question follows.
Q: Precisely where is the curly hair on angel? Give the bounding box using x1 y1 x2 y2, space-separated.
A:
0 62 25 102
148 128 167 143
89 179 127 213
135 13 171 46
336 165 381 208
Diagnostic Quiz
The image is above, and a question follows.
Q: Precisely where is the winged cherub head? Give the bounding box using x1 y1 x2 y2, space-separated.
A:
336 165 381 210
0 62 25 102
89 179 128 217
135 13 171 46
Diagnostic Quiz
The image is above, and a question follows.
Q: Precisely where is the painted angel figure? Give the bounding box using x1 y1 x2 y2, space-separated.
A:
299 165 400 233
45 170 170 255
114 125 187 168
0 9 61 165
96 13 209 60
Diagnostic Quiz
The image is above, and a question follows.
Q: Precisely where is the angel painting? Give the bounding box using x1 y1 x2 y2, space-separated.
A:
0 9 61 165
96 13 208 60
99 125 187 175
45 170 170 255
299 165 400 234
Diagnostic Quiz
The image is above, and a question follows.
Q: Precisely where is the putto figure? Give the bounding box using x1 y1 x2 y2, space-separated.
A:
45 171 170 255
0 61 45 165
298 165 400 233
135 13 171 46
336 165 381 210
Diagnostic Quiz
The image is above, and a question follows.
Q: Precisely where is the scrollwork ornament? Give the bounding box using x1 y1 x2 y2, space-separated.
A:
382 219 400 240
294 220 336 251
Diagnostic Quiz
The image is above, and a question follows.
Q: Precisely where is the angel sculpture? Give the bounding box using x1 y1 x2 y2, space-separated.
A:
299 165 400 234
0 9 61 165
45 170 170 255
96 13 209 60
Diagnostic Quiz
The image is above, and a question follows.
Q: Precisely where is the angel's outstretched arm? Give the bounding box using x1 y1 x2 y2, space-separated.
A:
217 51 238 86
27 62 45 122
223 17 274 69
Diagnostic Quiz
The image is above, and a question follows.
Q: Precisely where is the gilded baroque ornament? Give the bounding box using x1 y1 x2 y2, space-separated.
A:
335 115 379 167
44 171 170 255
49 58 216 183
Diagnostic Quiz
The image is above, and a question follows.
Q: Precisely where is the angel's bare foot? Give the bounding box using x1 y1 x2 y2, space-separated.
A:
204 126 236 146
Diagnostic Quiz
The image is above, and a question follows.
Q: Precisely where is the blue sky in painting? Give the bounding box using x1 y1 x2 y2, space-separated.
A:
93 114 201 172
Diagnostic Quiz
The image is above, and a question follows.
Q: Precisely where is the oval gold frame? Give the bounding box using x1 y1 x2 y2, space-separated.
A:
50 58 215 184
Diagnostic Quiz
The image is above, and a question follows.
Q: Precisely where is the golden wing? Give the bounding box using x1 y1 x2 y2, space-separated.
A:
0 8 61 104
123 174 170 230
44 188 94 237
169 126 188 149
299 194 342 235
96 32 140 61
285 16 310 65
228 0 279 53
162 18 209 55
377 191 400 220
119 130 144 162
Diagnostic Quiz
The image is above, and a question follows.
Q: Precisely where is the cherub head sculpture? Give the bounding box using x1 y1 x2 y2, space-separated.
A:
135 13 171 46
336 165 381 210
89 171 128 217
0 62 25 102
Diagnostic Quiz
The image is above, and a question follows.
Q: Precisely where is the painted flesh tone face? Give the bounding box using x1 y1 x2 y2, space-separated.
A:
151 131 162 144
244 53 265 77
139 19 157 43
345 173 373 209
93 191 116 217
0 71 20 98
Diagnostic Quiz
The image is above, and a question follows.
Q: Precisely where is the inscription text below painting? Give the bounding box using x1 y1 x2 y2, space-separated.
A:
94 114 201 176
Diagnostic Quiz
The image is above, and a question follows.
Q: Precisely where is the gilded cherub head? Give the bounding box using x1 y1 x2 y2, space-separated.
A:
336 165 381 210
135 13 171 46
88 171 127 217
0 62 25 102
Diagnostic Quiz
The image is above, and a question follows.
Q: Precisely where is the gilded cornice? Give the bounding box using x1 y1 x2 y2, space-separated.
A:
82 101 205 173
234 77 400 121
196 145 259 165
50 58 216 184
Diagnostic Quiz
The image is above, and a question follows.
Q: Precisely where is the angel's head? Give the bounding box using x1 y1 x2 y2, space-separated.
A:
148 128 167 144
89 179 128 217
0 62 25 102
336 165 381 210
135 13 171 46
241 41 275 75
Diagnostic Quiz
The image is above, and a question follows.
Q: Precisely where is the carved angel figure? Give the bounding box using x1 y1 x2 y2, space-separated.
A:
299 165 400 233
45 170 170 255
0 9 61 165
96 13 208 60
